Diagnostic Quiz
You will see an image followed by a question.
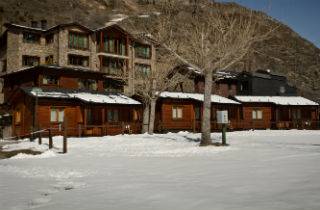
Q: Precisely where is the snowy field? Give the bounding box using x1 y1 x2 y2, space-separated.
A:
1 130 320 210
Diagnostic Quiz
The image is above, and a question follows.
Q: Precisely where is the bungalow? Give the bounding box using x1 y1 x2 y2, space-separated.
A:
155 91 241 132
234 96 319 130
0 65 142 138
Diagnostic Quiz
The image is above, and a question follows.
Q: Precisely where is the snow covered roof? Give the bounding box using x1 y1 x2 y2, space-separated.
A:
159 92 240 104
215 71 238 80
68 92 141 105
23 88 141 105
235 96 319 106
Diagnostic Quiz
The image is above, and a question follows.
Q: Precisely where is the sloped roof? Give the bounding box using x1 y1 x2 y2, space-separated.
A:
0 65 105 78
159 91 240 104
22 87 141 105
235 96 318 106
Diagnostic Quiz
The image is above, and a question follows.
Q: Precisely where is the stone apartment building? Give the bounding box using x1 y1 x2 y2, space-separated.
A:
0 21 156 103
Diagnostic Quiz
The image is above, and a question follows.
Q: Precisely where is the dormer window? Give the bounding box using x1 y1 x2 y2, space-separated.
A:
23 32 40 44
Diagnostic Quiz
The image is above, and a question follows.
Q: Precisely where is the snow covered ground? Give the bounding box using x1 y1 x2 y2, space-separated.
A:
0 130 320 210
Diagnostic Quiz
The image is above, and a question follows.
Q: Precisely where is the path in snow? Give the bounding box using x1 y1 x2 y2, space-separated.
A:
0 130 320 210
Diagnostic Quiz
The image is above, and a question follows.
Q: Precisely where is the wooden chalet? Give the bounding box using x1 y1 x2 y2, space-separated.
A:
155 92 242 132
1 65 142 138
234 96 319 129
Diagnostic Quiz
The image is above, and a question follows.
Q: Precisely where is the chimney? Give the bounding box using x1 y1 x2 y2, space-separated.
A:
41 20 47 30
31 21 38 28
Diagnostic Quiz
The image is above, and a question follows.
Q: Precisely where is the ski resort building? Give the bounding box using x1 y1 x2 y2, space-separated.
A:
0 22 318 138
234 96 319 129
0 66 142 137
155 92 242 132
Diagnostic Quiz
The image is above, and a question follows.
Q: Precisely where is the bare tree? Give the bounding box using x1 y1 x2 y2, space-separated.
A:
182 7 274 145
134 45 185 134
140 1 274 145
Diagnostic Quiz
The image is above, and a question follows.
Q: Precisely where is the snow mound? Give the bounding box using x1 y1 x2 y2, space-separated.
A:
2 140 48 152
10 150 56 159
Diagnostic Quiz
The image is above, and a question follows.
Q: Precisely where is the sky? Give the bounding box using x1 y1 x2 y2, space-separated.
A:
218 0 320 48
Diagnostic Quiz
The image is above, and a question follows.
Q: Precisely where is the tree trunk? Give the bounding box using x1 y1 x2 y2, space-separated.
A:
148 98 157 134
142 104 150 133
200 69 213 146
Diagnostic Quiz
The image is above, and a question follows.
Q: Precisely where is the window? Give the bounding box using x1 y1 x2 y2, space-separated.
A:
134 43 151 59
104 81 123 93
68 32 88 50
78 79 97 91
23 32 40 43
101 57 124 75
103 36 126 55
68 54 89 67
31 21 38 28
107 109 119 122
1 59 7 72
22 56 40 66
135 64 151 76
252 109 263 120
292 109 301 120
45 55 54 65
42 75 59 85
240 82 249 92
172 106 183 119
279 86 286 94
14 111 21 125
45 34 54 44
195 106 201 120
132 109 139 121
86 107 102 125
50 108 64 123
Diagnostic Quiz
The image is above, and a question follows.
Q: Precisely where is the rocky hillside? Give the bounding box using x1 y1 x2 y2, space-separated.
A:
0 0 319 100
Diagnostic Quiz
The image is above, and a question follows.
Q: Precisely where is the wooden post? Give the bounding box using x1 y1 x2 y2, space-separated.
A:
222 124 227 145
63 119 67 154
121 121 125 134
30 127 35 142
102 108 106 136
48 129 53 149
192 119 196 133
38 132 42 145
78 124 82 137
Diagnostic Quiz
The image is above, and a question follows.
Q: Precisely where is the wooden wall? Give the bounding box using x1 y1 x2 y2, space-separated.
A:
241 103 272 129
156 99 196 131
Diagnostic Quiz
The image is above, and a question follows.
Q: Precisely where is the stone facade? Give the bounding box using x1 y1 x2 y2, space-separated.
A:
0 23 157 102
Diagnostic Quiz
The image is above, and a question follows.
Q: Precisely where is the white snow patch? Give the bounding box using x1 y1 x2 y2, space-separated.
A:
235 95 318 105
138 14 150 18
1 130 320 210
10 150 56 159
159 91 240 104
29 89 141 105
2 140 48 152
